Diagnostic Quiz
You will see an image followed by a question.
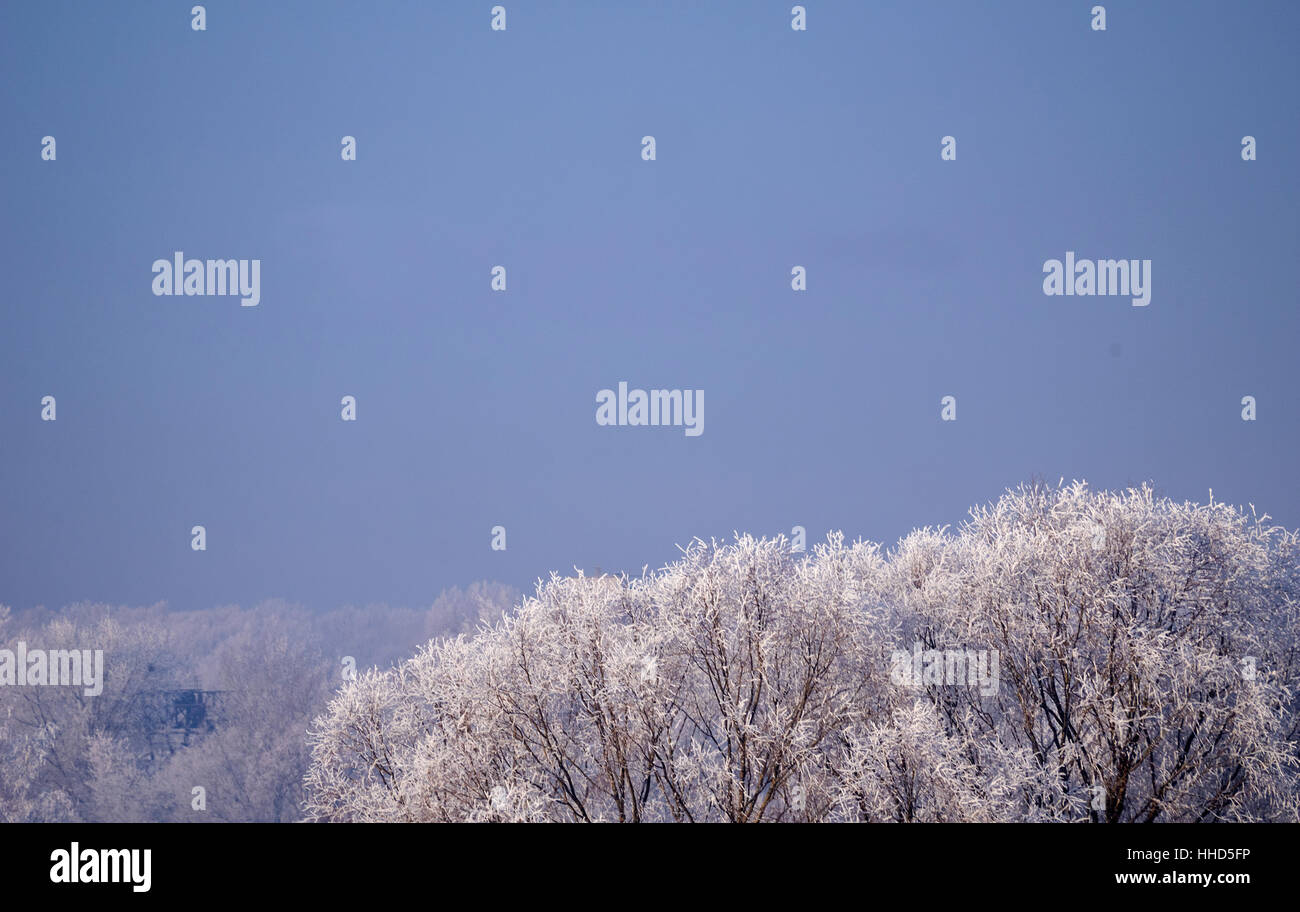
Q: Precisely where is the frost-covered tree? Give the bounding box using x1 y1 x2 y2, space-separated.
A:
304 483 1300 822
0 705 78 823
306 534 900 821
891 482 1300 821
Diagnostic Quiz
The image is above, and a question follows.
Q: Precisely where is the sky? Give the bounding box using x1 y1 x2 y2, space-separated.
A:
1 1 1296 614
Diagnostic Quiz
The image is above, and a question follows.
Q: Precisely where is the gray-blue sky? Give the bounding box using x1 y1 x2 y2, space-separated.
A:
1 1 1296 613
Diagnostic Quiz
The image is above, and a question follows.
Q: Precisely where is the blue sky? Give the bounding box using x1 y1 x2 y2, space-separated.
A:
1 1 1296 612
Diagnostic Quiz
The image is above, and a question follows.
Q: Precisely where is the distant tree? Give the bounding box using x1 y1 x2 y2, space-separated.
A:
0 586 520 822
155 616 334 822
0 613 181 821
